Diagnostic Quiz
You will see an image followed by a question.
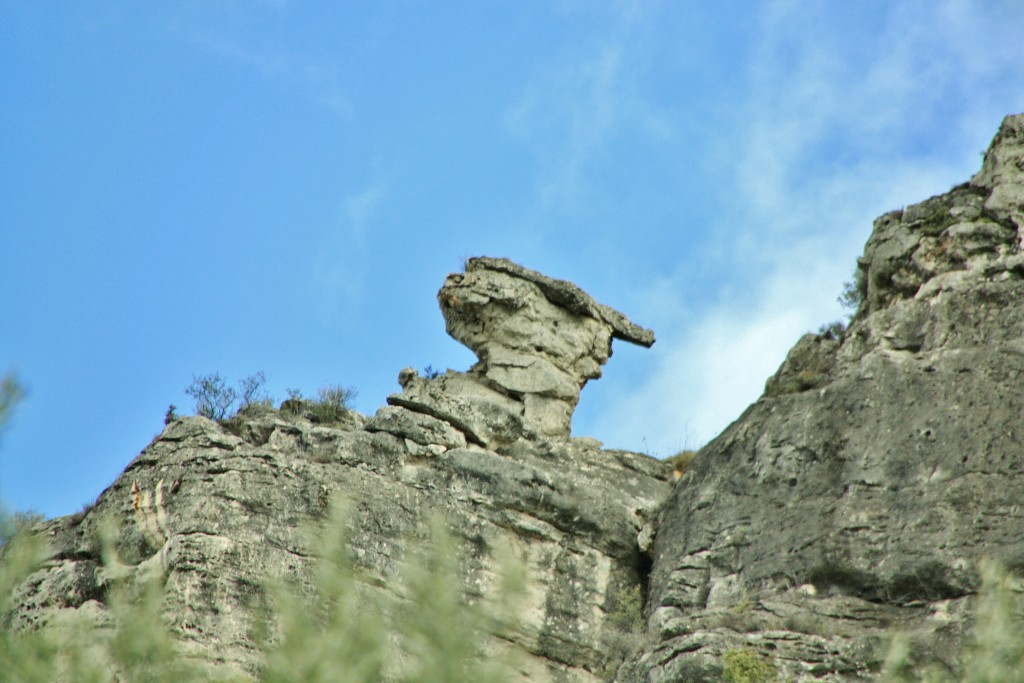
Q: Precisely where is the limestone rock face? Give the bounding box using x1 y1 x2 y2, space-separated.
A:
2 259 667 682
431 256 655 443
618 113 1024 682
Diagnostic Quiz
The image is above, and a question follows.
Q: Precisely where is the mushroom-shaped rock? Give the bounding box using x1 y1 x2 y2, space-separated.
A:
388 257 654 447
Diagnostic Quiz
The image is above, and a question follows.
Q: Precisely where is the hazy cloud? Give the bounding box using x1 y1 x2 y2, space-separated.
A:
506 45 623 210
504 4 667 214
313 180 389 321
579 1 1024 455
342 182 389 245
177 17 353 117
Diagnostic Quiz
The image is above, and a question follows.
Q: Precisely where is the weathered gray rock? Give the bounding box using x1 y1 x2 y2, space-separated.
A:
617 113 1024 682
434 257 655 443
2 258 668 682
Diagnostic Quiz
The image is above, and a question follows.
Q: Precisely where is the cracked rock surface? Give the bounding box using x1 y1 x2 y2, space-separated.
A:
2 259 668 682
616 114 1024 682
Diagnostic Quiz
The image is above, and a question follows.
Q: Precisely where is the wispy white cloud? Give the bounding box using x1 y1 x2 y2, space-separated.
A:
173 10 353 117
503 4 668 214
578 0 1024 455
312 179 390 322
505 45 624 210
582 233 853 454
341 182 388 246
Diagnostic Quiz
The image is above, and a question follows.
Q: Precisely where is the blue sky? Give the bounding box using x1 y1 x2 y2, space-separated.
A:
2 1 1023 519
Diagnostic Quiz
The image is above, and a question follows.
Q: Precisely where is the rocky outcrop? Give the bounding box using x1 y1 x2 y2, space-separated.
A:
8 115 1024 683
412 256 655 446
2 258 668 681
617 113 1024 682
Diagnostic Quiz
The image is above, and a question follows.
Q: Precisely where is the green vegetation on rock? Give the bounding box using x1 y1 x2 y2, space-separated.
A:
0 498 523 683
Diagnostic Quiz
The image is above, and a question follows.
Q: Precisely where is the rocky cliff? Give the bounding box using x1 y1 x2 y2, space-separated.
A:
617 113 1024 682
5 114 1024 682
2 257 670 681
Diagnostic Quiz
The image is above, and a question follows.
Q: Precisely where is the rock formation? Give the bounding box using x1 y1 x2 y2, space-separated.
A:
6 114 1024 682
406 256 654 446
2 257 669 681
616 113 1024 682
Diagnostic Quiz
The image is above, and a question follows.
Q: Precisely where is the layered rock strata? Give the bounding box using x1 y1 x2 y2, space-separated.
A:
618 113 1024 682
3 258 668 682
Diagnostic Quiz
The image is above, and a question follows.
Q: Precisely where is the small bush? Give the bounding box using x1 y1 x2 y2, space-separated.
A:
0 372 25 436
667 450 698 479
185 372 269 421
279 386 356 423
882 559 1024 682
238 372 270 410
817 320 846 340
839 266 867 316
310 385 357 423
722 647 779 683
185 373 237 420
808 265 866 342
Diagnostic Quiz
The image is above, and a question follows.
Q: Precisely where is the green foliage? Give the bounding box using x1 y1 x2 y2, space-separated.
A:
262 503 522 683
185 372 269 421
259 501 389 683
279 385 357 424
667 449 698 479
839 266 867 316
396 516 524 683
310 385 356 423
599 581 645 677
1 500 524 683
607 582 644 633
0 493 523 682
1 515 227 683
882 560 1024 682
0 509 46 545
722 647 779 683
817 320 847 340
810 265 864 341
0 518 52 682
0 372 25 437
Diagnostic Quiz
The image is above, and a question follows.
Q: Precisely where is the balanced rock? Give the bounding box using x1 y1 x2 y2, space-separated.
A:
390 256 654 446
